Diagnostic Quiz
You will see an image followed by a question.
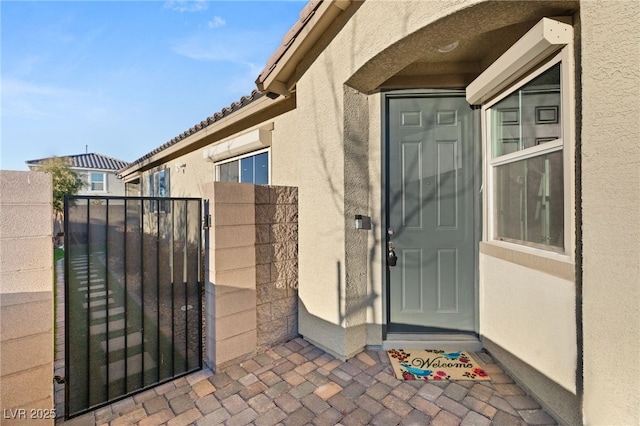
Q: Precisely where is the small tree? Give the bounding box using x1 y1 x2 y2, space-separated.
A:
38 157 85 245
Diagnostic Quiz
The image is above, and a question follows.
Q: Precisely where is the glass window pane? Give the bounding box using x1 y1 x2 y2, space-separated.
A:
91 173 104 191
491 63 561 157
240 156 254 183
254 152 269 185
158 170 166 197
148 173 155 197
494 150 564 248
217 160 239 182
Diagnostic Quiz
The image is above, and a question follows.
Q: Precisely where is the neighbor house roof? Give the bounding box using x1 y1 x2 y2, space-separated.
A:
26 152 129 171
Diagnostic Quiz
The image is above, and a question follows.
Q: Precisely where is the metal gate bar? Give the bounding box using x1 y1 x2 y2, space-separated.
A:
64 196 202 419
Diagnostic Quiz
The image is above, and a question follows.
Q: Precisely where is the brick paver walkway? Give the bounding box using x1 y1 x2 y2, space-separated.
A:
55 260 557 426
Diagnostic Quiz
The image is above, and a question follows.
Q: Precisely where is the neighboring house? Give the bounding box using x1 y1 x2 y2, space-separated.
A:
118 1 639 425
26 152 129 197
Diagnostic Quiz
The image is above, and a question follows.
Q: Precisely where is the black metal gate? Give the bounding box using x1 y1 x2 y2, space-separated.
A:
64 196 202 418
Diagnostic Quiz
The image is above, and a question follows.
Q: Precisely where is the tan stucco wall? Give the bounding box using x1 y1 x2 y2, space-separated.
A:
581 1 640 424
274 66 350 357
163 148 214 199
0 171 54 424
126 1 639 422
366 92 383 345
480 254 576 392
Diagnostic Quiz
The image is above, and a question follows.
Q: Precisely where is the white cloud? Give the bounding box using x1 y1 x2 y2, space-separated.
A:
169 29 274 66
163 1 208 13
170 38 239 63
1 78 89 119
208 16 226 29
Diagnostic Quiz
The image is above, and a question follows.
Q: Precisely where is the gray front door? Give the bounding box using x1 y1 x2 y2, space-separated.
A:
387 94 476 333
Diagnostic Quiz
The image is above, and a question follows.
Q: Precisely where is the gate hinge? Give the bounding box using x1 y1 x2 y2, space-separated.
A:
203 214 212 229
54 375 66 384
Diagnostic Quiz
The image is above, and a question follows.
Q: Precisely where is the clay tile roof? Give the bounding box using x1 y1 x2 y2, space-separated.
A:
257 0 322 85
26 152 129 171
124 89 264 170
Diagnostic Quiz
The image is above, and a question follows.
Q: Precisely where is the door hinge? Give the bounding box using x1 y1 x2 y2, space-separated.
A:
203 214 212 229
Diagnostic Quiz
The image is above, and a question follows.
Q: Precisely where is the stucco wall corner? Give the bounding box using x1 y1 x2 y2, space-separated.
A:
580 1 640 424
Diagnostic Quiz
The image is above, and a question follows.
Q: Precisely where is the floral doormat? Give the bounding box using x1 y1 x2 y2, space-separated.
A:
388 349 491 381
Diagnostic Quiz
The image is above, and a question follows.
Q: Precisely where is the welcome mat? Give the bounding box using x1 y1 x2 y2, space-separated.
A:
388 349 491 381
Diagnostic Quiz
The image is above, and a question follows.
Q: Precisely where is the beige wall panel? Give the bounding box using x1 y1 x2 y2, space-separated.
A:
1 397 54 426
214 225 256 250
580 1 640 424
0 171 54 420
215 330 257 366
214 267 257 290
0 171 52 204
214 246 255 272
0 364 54 410
0 299 53 341
0 204 52 239
0 332 53 376
214 289 256 318
0 268 53 295
214 204 255 226
215 309 257 341
480 254 576 393
0 236 52 274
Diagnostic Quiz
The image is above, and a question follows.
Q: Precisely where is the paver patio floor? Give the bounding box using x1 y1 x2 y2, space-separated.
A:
55 260 557 426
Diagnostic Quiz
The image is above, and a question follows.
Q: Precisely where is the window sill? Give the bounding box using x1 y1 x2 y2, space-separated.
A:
480 240 575 281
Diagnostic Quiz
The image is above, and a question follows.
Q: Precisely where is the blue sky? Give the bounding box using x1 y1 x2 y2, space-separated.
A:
1 0 305 171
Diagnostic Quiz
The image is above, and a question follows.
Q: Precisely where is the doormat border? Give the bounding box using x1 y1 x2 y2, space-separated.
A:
388 349 491 381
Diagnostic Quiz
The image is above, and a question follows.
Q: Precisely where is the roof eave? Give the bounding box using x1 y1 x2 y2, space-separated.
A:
256 0 352 97
118 95 289 180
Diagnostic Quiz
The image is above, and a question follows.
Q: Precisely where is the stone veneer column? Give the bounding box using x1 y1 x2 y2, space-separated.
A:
255 186 298 349
0 171 54 424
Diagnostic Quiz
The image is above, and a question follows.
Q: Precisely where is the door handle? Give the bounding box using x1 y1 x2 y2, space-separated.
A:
387 248 398 267
387 241 397 268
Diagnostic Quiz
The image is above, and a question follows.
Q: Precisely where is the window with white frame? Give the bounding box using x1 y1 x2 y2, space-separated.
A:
89 172 106 192
485 53 569 252
215 149 269 185
148 168 170 212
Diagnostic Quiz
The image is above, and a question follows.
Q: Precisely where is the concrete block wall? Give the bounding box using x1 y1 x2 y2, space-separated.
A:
255 186 298 349
203 182 299 371
204 182 258 370
0 171 54 425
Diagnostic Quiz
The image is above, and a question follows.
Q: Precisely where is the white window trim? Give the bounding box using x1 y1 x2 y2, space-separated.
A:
471 21 575 261
88 171 107 193
214 147 271 184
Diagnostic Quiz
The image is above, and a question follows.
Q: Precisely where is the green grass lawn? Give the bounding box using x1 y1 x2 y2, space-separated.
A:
53 248 64 343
